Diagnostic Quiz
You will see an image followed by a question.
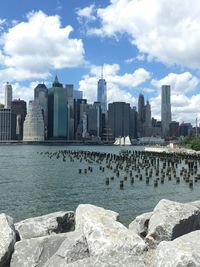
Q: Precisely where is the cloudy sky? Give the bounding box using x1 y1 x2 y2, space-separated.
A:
0 0 200 124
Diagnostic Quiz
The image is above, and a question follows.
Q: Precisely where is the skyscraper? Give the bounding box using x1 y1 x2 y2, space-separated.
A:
11 99 27 140
34 83 48 138
86 102 101 139
108 102 130 140
66 84 74 140
97 67 107 114
138 93 145 137
73 90 83 100
161 85 172 138
53 78 68 139
4 82 13 109
74 99 87 140
0 108 16 140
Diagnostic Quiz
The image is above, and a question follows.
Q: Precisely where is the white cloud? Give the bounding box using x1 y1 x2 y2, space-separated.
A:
142 87 155 94
83 0 200 69
78 64 150 106
125 54 145 64
0 11 85 82
151 72 199 94
76 5 96 22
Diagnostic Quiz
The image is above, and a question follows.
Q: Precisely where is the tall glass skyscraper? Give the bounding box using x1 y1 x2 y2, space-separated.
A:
161 85 172 138
97 68 107 114
52 77 68 139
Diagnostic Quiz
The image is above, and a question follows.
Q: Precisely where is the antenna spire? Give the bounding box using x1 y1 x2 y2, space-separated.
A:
101 65 104 79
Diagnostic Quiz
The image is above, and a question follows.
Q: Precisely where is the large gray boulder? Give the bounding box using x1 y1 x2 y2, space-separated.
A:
189 200 200 210
10 233 69 267
65 252 147 267
146 199 200 243
154 230 200 267
0 213 16 267
44 231 89 266
129 212 153 238
75 204 146 257
15 211 75 240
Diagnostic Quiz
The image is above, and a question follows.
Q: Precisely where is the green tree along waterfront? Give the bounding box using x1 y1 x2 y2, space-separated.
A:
180 135 200 151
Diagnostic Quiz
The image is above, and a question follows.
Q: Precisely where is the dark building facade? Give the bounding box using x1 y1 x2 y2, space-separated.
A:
86 102 101 139
108 102 130 140
130 107 137 139
179 123 192 137
73 99 87 140
0 109 16 140
11 99 27 140
169 121 180 138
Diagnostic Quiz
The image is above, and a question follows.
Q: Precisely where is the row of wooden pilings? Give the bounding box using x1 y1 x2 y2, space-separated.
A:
39 149 200 190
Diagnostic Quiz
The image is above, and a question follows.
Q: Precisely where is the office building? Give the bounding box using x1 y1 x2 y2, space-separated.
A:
161 85 171 138
179 123 192 137
130 107 137 139
0 109 16 140
97 67 107 114
169 121 180 138
73 90 83 100
34 83 48 138
4 82 13 109
86 102 101 139
53 79 68 139
143 100 152 136
23 100 44 141
74 99 87 140
66 84 74 140
11 99 27 140
108 102 130 140
138 94 152 137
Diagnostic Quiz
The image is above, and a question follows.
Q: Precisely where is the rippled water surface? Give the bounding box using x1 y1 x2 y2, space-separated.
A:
0 144 200 225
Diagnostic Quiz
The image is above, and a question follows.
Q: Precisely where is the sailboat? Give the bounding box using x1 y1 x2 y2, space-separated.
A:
114 136 131 146
114 137 121 145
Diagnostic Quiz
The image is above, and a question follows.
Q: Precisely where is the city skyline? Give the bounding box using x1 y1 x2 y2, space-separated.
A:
0 0 200 124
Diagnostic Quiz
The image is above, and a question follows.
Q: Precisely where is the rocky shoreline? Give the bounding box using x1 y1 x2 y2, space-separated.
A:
1 199 200 267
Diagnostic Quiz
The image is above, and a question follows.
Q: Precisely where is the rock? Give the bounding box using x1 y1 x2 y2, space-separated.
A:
0 213 16 267
75 204 146 257
10 233 69 267
189 200 200 210
154 230 200 267
146 199 200 243
129 212 153 238
15 211 75 239
65 252 147 267
44 231 89 266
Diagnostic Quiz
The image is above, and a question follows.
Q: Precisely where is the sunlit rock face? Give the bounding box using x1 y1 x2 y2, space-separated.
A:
23 100 44 142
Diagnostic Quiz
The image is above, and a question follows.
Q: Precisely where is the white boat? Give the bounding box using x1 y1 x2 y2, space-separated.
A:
114 136 131 146
114 137 121 145
124 136 131 146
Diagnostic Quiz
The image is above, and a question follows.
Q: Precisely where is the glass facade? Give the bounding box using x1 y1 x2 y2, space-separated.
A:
53 87 68 138
97 78 107 113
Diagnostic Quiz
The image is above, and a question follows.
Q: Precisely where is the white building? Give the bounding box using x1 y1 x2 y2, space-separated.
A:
23 100 44 141
4 82 13 109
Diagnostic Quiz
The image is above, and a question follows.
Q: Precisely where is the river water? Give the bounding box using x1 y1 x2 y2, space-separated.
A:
0 144 200 225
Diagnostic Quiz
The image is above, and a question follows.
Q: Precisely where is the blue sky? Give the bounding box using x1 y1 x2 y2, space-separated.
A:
0 0 200 124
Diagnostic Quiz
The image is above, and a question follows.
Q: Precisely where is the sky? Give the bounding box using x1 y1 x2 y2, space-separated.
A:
0 0 200 124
